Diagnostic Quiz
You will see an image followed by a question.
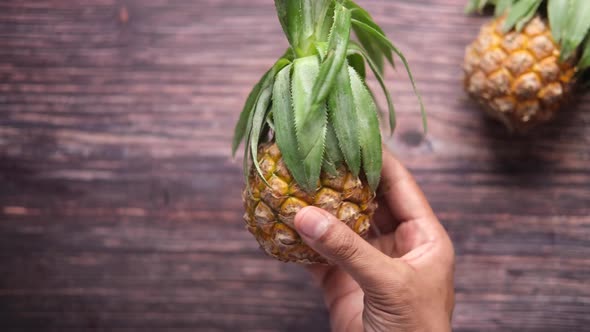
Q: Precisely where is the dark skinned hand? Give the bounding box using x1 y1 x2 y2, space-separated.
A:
294 147 455 332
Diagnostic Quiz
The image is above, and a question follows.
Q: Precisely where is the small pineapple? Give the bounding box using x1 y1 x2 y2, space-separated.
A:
243 143 376 263
232 0 424 263
464 0 590 133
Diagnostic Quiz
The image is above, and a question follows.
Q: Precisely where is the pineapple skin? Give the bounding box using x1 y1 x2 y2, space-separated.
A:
464 16 576 133
243 143 377 264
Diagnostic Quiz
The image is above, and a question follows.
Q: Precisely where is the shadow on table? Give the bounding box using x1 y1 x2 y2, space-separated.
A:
473 95 586 188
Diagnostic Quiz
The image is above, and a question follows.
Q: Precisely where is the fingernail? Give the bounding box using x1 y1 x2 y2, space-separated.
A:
296 207 330 240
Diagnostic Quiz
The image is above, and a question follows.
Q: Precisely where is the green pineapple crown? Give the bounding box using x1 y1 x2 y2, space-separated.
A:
232 0 425 192
466 0 590 71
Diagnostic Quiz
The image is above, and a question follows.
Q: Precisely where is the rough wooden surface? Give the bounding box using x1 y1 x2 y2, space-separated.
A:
0 0 589 331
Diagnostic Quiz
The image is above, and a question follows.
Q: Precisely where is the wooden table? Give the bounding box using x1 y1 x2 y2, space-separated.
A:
1 0 589 331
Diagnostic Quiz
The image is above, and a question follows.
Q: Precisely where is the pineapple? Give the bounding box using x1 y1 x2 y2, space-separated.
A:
232 0 424 263
243 143 377 263
464 0 590 133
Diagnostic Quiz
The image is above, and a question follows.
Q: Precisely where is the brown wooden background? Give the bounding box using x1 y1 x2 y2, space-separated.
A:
0 0 589 331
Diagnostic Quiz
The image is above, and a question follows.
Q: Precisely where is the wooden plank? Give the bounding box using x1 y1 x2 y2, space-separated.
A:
0 0 589 330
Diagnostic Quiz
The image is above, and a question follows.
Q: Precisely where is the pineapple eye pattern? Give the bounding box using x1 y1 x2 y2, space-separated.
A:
464 0 590 133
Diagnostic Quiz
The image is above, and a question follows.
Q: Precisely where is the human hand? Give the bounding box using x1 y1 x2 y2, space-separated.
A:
294 148 455 332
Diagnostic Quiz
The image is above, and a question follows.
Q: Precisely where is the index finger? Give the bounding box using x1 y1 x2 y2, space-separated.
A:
379 147 434 223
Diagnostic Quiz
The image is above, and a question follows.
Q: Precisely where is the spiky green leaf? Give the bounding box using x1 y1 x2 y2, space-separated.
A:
548 0 569 43
301 0 315 41
465 0 491 14
310 2 351 111
265 111 275 132
495 0 514 16
464 0 479 13
342 1 386 74
241 74 273 185
314 41 328 60
349 67 382 191
561 0 590 60
324 122 344 166
232 73 265 157
272 64 307 186
351 19 427 133
347 53 366 79
348 41 396 134
354 28 384 74
323 123 343 176
322 157 338 176
517 1 541 31
238 58 291 185
312 0 334 41
242 102 256 185
327 61 361 177
233 52 294 157
343 0 395 68
260 114 272 141
292 56 327 192
275 0 336 55
502 0 542 32
274 0 303 50
249 87 273 187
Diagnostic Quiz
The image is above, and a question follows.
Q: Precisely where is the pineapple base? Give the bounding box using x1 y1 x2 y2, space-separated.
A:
243 143 377 264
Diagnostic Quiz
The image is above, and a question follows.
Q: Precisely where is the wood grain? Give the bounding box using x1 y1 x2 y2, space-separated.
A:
0 0 589 331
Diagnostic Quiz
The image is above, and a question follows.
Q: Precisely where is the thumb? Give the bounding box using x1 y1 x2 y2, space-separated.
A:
295 206 391 287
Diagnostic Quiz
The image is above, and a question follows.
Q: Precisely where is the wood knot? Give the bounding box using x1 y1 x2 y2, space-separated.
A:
119 6 129 24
